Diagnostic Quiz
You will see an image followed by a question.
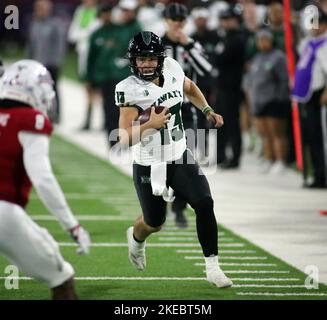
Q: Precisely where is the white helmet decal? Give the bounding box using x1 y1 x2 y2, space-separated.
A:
0 60 55 115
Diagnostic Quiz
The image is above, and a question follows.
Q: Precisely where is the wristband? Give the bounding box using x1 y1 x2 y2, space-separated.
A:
202 106 214 116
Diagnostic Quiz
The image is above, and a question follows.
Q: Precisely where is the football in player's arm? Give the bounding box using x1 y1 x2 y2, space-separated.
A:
119 76 223 147
0 60 91 299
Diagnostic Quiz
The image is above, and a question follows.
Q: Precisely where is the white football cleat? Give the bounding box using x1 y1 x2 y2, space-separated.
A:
205 255 233 288
206 266 233 288
127 227 146 271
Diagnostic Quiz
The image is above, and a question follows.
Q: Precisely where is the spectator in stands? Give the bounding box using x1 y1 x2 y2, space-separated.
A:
243 0 262 61
266 1 298 164
26 0 66 124
241 0 262 153
244 29 290 174
213 6 246 169
68 0 102 130
137 0 166 37
265 1 300 54
266 2 286 51
190 7 220 159
86 1 142 148
292 9 327 188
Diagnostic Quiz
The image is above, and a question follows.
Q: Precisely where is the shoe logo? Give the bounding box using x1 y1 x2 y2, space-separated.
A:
143 90 149 96
141 176 151 184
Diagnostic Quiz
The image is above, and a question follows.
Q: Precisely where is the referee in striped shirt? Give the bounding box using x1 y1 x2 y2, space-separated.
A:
162 2 213 228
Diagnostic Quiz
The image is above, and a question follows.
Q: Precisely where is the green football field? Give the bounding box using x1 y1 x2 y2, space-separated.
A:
0 135 326 300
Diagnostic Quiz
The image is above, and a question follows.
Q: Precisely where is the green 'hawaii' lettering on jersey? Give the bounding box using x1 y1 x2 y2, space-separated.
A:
160 102 184 145
156 90 182 105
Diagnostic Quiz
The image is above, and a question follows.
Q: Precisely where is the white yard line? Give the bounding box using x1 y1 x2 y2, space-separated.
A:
157 232 205 236
58 242 201 247
217 256 268 260
0 276 301 282
163 227 196 231
30 194 137 200
31 215 135 221
158 232 226 237
158 237 199 241
218 244 245 247
185 256 267 260
237 292 327 297
231 278 301 282
58 242 248 248
194 263 276 267
233 285 307 288
217 250 257 254
176 250 256 254
222 271 290 274
158 237 233 241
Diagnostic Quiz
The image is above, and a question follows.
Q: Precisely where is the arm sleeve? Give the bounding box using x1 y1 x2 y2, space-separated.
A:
18 132 78 230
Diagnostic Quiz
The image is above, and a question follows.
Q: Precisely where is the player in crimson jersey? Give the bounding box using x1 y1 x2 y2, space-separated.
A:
0 60 91 299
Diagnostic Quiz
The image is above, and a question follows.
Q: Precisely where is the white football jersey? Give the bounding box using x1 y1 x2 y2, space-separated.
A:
115 57 187 166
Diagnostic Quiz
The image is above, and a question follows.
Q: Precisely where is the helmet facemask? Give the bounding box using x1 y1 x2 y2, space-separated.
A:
34 74 56 115
129 54 166 81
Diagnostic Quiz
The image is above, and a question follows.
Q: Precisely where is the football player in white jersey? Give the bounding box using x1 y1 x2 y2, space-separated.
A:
116 31 232 288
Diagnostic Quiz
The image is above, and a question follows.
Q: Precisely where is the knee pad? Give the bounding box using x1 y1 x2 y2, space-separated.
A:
193 196 214 215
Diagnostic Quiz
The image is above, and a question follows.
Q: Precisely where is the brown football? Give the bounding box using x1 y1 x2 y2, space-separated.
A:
137 106 169 125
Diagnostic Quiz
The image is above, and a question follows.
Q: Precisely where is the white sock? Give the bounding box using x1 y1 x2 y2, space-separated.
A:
130 228 145 249
204 255 219 270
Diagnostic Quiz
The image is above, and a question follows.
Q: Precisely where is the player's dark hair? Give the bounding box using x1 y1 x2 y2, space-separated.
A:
127 31 167 81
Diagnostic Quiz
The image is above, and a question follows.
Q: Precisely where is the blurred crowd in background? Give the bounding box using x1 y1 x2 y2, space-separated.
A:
0 0 327 189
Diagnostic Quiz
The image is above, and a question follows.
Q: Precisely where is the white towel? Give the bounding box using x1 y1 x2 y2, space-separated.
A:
150 162 175 202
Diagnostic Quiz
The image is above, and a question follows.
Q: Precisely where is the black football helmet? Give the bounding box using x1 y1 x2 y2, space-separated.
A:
127 31 166 81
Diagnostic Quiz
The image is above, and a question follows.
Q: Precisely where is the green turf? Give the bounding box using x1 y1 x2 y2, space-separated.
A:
0 135 326 300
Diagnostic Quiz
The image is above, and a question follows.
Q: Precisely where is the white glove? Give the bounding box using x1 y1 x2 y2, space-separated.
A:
69 224 91 254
